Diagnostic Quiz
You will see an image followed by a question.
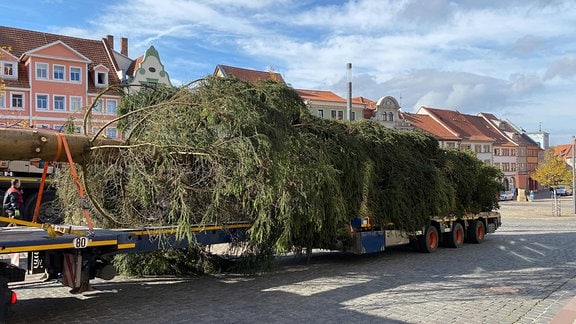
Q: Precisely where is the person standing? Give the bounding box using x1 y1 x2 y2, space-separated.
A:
3 178 23 223
3 178 24 267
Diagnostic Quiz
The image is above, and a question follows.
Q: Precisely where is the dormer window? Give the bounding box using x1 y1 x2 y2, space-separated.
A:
96 72 108 87
1 61 17 80
92 65 110 88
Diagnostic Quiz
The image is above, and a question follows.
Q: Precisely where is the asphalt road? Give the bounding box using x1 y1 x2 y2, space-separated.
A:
6 196 576 323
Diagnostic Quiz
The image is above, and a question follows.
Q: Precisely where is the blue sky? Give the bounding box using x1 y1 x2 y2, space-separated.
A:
2 0 576 145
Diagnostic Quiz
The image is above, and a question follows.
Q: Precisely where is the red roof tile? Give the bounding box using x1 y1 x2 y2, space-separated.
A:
401 112 460 140
295 89 346 103
419 107 494 142
555 144 574 159
215 64 286 84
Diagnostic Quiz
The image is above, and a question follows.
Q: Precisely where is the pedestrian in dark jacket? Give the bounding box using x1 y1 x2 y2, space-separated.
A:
3 178 23 219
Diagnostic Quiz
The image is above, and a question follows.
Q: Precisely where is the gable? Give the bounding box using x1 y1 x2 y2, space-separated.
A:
23 40 91 63
130 46 171 86
0 46 18 61
93 63 110 72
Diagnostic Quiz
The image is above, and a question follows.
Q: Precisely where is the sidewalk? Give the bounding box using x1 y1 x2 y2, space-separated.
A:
552 295 576 323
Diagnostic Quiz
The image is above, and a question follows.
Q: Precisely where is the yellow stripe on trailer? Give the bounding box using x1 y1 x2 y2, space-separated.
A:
117 243 137 249
0 239 119 253
129 223 252 236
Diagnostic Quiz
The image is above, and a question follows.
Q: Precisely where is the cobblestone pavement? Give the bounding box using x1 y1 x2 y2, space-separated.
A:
5 197 576 323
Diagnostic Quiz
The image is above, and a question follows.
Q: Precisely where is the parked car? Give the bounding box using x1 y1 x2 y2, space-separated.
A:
499 191 514 201
556 186 573 196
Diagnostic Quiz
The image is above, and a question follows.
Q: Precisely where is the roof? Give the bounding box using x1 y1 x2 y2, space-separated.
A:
478 112 539 147
126 55 144 78
0 25 122 93
401 112 460 140
418 106 494 142
295 89 346 103
214 64 286 84
555 144 574 159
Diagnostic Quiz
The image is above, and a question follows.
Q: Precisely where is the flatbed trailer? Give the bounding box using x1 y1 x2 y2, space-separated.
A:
0 210 501 322
347 211 501 254
0 217 251 322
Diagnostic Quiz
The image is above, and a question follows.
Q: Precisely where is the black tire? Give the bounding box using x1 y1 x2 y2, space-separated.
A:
22 190 63 224
446 222 465 248
418 225 439 253
468 220 485 244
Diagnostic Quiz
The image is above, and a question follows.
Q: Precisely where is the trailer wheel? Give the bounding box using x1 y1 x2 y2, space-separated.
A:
468 220 485 244
446 222 464 248
418 225 439 253
23 191 63 224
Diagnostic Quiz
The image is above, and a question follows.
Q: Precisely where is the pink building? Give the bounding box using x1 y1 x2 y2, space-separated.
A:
0 26 171 138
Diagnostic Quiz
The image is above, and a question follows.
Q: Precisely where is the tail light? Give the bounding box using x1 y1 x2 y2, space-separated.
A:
10 291 16 304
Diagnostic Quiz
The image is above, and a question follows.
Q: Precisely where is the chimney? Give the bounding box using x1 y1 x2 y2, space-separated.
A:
106 35 114 49
121 37 128 56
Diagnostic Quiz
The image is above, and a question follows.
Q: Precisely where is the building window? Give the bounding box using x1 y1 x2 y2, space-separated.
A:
92 99 102 113
317 109 324 118
106 128 117 138
11 93 23 108
106 100 117 115
70 67 81 82
70 96 82 112
36 94 48 110
53 65 65 80
351 111 356 121
36 63 48 79
53 96 65 111
483 145 490 153
2 62 14 77
337 111 343 120
96 72 107 86
54 125 65 132
0 92 5 108
475 145 482 153
331 110 336 119
381 113 387 121
502 148 510 156
493 148 501 156
461 144 471 151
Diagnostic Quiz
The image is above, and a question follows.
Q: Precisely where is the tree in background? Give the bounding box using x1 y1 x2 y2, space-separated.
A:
531 149 572 190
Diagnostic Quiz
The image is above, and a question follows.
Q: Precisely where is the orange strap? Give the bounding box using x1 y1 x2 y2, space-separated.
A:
56 133 95 235
32 134 64 223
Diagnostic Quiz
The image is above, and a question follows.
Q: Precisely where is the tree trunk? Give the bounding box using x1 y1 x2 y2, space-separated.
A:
0 128 122 164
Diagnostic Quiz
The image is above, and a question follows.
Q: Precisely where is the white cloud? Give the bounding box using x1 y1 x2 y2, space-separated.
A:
22 0 576 145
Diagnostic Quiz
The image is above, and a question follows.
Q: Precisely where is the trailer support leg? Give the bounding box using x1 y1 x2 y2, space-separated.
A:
62 252 92 294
